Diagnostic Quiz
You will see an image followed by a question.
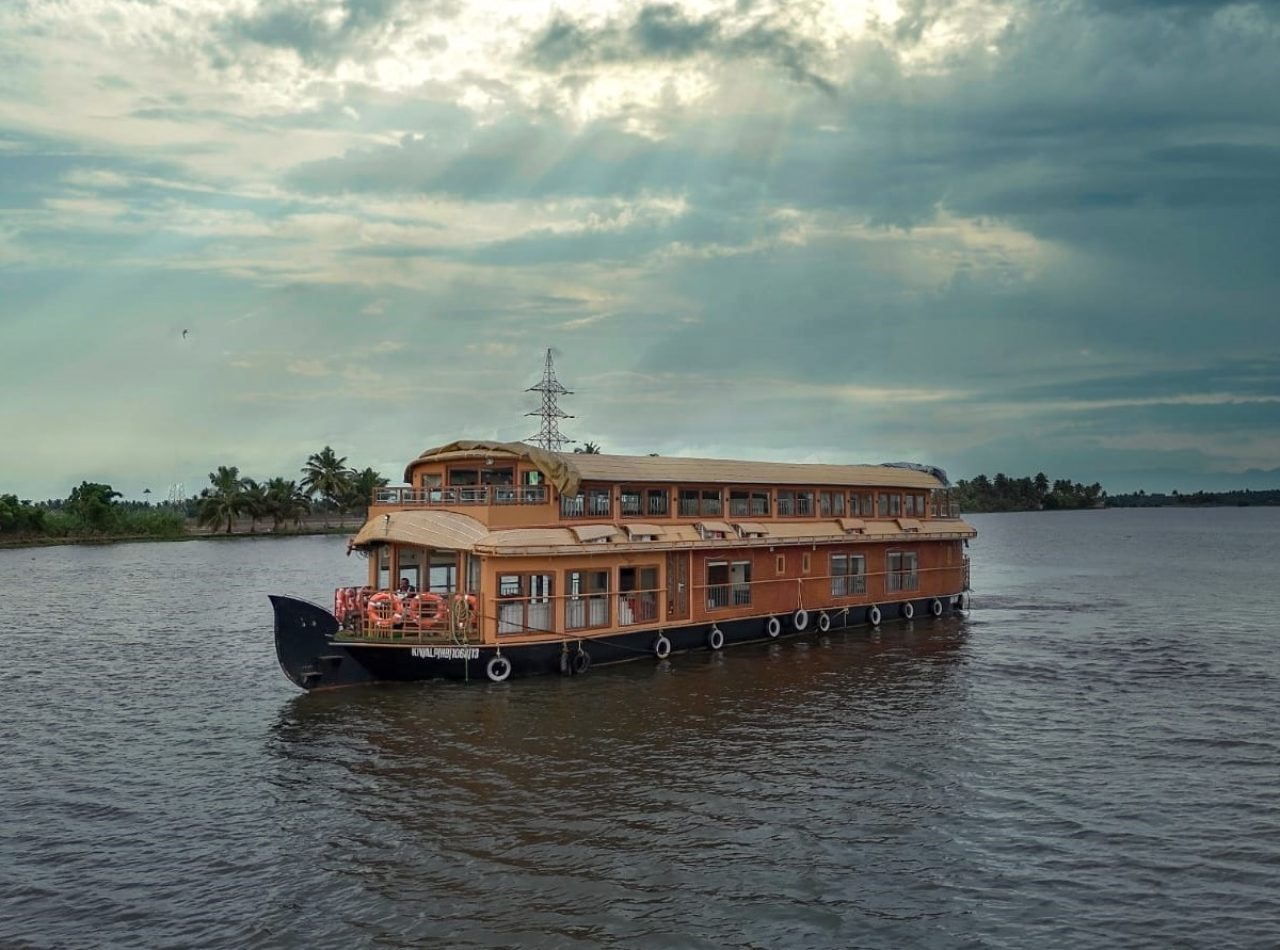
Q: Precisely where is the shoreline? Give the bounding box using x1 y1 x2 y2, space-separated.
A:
0 525 357 550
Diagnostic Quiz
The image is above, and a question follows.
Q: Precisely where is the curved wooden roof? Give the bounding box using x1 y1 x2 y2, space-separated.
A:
406 441 948 493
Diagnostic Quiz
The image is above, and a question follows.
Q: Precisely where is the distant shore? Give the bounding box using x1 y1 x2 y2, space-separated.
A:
0 515 364 550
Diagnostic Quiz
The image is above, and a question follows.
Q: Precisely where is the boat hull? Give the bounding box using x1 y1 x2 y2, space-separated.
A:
271 594 969 690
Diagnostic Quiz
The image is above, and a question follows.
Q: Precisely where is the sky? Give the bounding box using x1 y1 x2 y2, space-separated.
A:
2 0 1278 500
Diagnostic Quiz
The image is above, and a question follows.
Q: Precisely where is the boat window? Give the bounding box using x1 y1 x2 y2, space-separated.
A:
856 493 874 517
729 489 769 517
780 490 814 517
620 487 643 516
730 561 752 606
586 487 611 516
376 545 391 589
830 553 867 597
819 491 845 517
398 548 422 591
706 560 751 609
646 488 669 517
497 573 555 635
480 467 514 486
886 551 919 592
776 554 785 575
618 565 659 625
428 551 457 593
449 468 479 486
706 560 729 609
566 569 609 630
678 489 700 517
701 490 722 516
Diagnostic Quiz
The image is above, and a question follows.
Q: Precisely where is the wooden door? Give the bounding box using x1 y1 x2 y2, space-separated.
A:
666 552 689 622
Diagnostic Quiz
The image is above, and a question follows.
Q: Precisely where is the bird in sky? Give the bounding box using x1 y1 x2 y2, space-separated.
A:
182 329 188 338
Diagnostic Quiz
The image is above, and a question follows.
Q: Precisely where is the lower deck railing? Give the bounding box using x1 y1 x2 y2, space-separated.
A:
335 563 970 643
335 587 480 642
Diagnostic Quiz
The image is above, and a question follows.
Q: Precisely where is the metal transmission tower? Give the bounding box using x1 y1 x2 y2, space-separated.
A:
526 349 574 451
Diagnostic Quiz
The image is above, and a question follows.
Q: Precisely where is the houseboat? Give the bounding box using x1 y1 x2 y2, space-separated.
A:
269 440 976 690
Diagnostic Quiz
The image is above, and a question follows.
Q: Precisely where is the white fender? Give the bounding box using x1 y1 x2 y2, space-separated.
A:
486 655 512 683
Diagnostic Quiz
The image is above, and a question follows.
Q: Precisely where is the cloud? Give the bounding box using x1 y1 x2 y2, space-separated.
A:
526 2 837 94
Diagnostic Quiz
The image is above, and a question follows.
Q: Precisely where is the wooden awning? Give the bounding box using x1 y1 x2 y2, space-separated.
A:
697 520 735 536
896 518 923 532
570 524 621 543
624 523 663 539
838 517 866 533
734 522 770 536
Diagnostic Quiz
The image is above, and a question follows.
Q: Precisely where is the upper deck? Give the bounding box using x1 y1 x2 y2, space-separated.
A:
367 440 962 534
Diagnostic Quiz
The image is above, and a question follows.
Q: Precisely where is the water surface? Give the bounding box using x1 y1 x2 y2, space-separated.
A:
2 509 1277 948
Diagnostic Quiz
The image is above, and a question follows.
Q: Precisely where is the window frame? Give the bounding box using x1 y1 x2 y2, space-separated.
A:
830 552 867 597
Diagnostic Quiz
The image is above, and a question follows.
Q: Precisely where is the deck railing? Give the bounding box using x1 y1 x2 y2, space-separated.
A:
335 587 481 641
374 485 549 507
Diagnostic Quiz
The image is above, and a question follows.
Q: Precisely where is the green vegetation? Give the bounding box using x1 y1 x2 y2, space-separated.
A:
1 483 186 542
1 445 387 546
1106 488 1280 508
953 473 1106 513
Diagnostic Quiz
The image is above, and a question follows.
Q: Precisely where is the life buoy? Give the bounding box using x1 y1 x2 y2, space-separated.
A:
366 592 402 629
793 608 809 631
707 626 724 650
572 649 591 675
486 655 512 683
931 598 944 617
868 605 882 626
653 634 672 659
412 592 445 624
766 616 782 638
902 601 915 620
817 612 830 633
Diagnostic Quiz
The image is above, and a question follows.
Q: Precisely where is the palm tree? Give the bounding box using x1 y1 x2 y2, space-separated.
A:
265 477 310 532
198 465 244 534
344 467 388 513
301 446 353 525
573 441 602 454
240 478 269 533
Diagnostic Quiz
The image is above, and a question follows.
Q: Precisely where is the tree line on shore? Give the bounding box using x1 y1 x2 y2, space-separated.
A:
0 446 387 541
952 473 1106 513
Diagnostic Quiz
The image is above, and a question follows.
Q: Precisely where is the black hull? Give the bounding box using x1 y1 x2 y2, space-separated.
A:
271 594 971 691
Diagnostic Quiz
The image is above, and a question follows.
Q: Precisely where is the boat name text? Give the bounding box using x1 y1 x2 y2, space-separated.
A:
411 647 480 660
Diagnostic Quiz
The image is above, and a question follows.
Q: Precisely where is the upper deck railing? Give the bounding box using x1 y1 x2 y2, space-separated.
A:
373 484 965 520
374 486 549 507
